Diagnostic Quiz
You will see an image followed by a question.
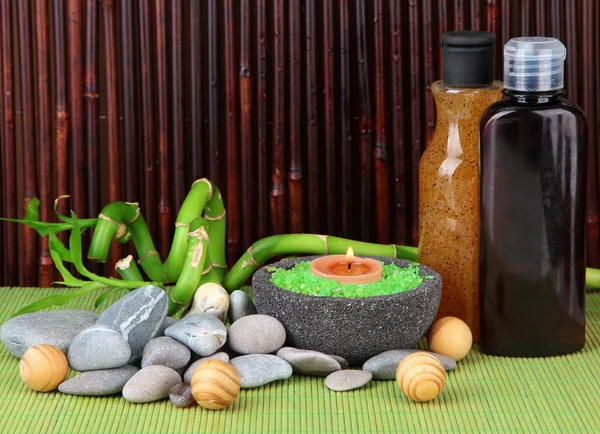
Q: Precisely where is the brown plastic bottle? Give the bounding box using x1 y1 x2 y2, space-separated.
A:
418 31 502 341
479 38 587 357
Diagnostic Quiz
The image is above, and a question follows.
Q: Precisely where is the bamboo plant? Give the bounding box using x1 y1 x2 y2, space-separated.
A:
3 178 600 319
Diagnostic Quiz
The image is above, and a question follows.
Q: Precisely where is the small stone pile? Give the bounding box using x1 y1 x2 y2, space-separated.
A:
1 284 459 407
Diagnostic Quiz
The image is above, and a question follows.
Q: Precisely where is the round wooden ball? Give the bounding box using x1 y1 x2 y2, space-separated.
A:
19 344 69 392
427 316 473 361
191 360 240 410
396 352 446 403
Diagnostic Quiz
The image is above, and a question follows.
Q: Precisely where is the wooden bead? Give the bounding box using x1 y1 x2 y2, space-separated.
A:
427 316 473 361
396 352 445 402
191 359 240 410
19 344 69 392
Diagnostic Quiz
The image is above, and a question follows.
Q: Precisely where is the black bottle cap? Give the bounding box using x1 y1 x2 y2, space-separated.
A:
441 31 496 86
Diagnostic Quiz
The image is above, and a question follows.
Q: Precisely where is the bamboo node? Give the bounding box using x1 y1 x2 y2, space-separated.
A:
190 226 210 243
87 256 106 264
169 292 186 306
316 234 329 254
115 255 134 271
205 210 226 221
84 92 100 99
241 247 258 270
211 262 227 269
202 263 213 275
193 178 214 200
175 222 190 228
138 250 159 263
392 244 397 258
125 202 141 224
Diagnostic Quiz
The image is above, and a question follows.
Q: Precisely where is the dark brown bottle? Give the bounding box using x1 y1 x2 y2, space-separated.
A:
479 37 587 357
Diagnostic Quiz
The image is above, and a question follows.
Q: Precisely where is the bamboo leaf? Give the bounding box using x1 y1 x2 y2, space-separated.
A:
0 217 98 236
11 282 106 317
53 195 73 223
48 232 73 263
25 197 40 221
94 287 127 308
48 234 83 286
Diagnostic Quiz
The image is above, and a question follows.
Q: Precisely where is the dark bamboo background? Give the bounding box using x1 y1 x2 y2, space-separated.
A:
0 0 599 286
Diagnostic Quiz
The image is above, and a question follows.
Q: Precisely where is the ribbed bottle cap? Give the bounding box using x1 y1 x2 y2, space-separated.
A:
441 31 496 86
504 37 566 91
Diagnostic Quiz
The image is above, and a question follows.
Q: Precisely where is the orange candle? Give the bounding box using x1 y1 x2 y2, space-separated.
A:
310 247 383 284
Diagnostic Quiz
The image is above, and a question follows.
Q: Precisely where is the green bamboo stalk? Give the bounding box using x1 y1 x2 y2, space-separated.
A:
587 267 600 290
204 185 227 280
115 255 144 281
88 201 141 262
168 217 211 314
222 234 419 291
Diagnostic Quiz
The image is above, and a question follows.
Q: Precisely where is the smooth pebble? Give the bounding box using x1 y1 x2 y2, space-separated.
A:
68 325 131 372
156 317 177 337
325 370 372 392
186 283 229 323
122 365 182 403
230 354 292 389
169 382 196 408
228 315 286 354
183 352 230 383
276 347 341 376
165 313 227 356
362 349 456 380
329 355 349 369
58 365 139 396
228 290 257 323
142 337 191 370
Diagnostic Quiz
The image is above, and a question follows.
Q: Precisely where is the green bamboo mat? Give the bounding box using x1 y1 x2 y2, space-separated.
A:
1 288 599 433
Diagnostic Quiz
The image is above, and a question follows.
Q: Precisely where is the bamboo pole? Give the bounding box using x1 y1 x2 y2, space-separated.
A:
256 0 269 239
305 0 320 234
189 0 203 183
1 0 17 285
171 0 185 210
288 0 303 234
16 0 38 286
207 0 222 190
34 0 55 286
408 0 423 245
119 0 138 204
355 0 374 242
224 0 240 264
422 0 436 146
240 0 255 245
534 0 547 35
340 0 353 238
485 0 501 77
390 0 408 245
100 0 123 272
564 0 579 104
139 0 157 243
323 0 337 236
373 0 390 244
271 0 287 235
437 0 449 75
53 0 69 251
154 0 173 260
549 0 562 39
454 0 466 30
67 0 85 217
520 0 533 36
500 0 511 47
582 0 600 267
470 0 482 30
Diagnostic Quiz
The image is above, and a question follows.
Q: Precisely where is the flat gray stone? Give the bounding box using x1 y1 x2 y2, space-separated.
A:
229 290 257 323
0 310 98 358
142 337 191 370
97 285 168 363
362 349 456 380
165 313 227 356
330 355 349 369
276 347 341 376
156 317 177 337
68 325 131 372
230 354 292 389
58 365 139 396
183 352 230 383
122 365 182 403
252 256 442 365
325 370 372 392
169 382 196 408
228 315 286 354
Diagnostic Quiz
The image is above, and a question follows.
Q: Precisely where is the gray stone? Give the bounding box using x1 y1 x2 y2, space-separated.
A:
228 290 257 323
252 256 442 365
362 349 456 380
68 324 131 372
228 315 286 355
183 352 230 383
325 370 372 392
97 285 168 363
156 317 177 337
165 313 227 356
330 355 349 369
169 383 196 408
0 310 98 358
276 347 341 377
186 283 229 323
58 365 139 396
122 365 182 403
230 354 293 389
141 337 191 370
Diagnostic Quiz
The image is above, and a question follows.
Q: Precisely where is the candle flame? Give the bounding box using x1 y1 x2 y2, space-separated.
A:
346 247 355 263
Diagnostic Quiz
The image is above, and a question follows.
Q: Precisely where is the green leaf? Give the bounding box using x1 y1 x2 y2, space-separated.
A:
24 197 40 221
48 234 83 286
0 217 98 236
48 232 73 263
94 287 127 308
11 282 106 317
53 195 73 223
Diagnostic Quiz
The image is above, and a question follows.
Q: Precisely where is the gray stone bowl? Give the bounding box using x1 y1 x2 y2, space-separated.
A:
252 256 442 366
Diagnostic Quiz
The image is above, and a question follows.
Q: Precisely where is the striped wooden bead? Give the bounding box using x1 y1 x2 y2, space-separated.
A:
191 359 240 410
19 344 69 392
396 352 446 403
